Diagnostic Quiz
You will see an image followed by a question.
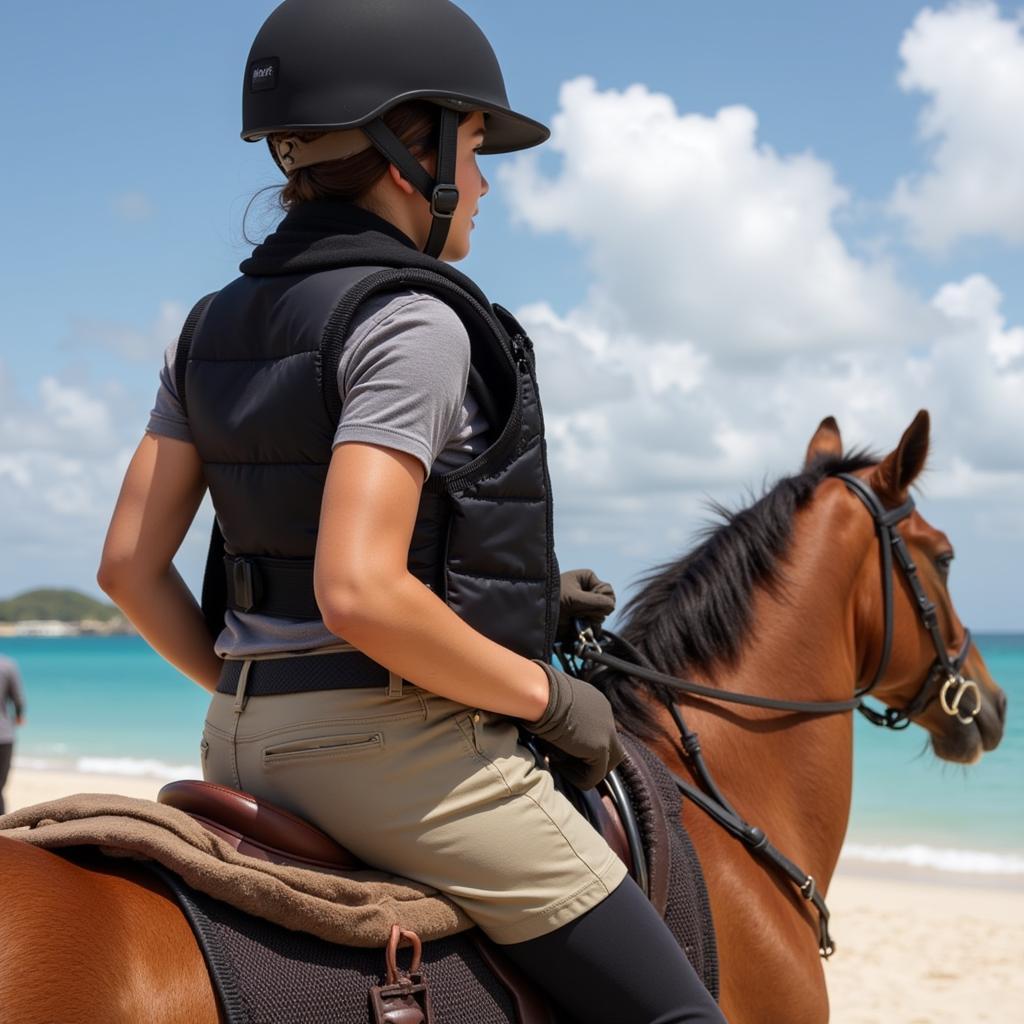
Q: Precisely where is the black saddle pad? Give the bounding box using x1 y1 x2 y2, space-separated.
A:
151 863 524 1024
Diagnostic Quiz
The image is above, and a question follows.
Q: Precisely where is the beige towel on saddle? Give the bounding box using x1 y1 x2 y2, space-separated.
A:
0 793 472 947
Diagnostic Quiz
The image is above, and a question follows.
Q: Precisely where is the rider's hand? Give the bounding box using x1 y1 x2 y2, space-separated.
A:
521 660 624 790
557 568 615 645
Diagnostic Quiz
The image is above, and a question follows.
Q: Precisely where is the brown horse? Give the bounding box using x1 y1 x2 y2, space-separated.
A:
0 411 1007 1024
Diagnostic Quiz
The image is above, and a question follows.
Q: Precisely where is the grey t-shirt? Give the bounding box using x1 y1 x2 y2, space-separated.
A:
0 655 25 745
147 289 491 657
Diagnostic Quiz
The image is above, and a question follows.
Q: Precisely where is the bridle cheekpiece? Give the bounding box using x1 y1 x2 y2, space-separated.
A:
836 473 980 730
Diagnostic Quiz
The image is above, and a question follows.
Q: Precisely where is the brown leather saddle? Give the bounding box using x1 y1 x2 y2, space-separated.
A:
157 774 650 896
159 778 365 872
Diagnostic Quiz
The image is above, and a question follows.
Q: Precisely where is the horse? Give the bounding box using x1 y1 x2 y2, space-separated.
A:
0 410 1007 1024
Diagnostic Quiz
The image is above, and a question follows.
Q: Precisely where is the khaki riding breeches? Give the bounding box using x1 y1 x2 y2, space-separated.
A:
201 678 627 944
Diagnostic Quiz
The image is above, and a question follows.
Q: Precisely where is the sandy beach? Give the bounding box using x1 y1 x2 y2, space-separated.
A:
824 869 1023 1023
4 766 1021 1023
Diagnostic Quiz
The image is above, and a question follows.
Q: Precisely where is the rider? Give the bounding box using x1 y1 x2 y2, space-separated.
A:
99 2 724 1020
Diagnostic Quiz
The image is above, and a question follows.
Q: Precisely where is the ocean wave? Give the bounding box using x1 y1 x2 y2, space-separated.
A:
13 755 66 772
76 756 201 781
841 842 1024 875
14 754 200 781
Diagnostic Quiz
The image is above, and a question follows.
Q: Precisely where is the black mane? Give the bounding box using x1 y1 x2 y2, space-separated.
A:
596 451 878 736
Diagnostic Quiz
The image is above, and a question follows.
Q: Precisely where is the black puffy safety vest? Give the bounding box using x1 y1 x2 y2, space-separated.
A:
177 201 559 662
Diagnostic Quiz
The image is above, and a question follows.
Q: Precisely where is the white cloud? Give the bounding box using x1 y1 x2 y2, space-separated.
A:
0 373 119 457
498 77 1024 575
0 299 206 599
502 77 932 360
933 273 1024 370
890 2 1024 252
522 278 1024 567
39 377 115 439
0 368 130 539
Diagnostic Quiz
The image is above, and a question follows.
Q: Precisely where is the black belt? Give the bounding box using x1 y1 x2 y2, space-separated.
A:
216 651 396 697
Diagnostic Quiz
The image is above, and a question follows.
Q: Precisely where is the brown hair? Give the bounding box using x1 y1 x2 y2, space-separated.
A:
272 101 469 209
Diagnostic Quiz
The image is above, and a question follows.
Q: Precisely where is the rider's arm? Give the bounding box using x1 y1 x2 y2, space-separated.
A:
314 440 550 720
97 433 222 692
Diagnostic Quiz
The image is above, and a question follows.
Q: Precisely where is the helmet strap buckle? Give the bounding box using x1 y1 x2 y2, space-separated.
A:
430 185 460 219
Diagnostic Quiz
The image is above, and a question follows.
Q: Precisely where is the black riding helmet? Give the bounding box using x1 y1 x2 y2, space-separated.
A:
242 0 550 257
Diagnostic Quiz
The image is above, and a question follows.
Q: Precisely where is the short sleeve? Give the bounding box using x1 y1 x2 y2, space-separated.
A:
333 291 471 475
145 337 193 443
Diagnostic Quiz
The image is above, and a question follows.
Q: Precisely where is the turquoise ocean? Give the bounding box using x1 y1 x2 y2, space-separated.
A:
5 634 1022 880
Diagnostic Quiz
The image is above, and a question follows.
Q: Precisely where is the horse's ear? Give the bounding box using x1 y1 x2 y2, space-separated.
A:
870 410 930 501
804 416 843 468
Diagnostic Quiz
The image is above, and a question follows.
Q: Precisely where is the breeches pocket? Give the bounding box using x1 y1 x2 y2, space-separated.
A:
262 731 384 767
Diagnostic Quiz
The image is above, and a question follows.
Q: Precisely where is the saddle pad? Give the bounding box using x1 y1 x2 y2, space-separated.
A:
616 733 719 1001
152 863 524 1024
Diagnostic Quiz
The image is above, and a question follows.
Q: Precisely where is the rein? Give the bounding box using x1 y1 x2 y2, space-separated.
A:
565 626 838 958
567 473 982 960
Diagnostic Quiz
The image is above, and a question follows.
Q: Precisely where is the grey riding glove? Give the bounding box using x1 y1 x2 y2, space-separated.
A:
557 568 616 645
524 659 625 790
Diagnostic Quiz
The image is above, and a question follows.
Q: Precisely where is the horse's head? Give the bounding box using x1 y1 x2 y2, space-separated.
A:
806 411 1007 763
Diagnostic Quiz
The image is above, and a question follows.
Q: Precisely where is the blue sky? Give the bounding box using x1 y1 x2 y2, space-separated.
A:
2 1 1023 630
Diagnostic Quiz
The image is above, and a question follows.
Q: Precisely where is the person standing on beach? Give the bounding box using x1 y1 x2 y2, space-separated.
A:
0 654 26 815
98 2 725 1020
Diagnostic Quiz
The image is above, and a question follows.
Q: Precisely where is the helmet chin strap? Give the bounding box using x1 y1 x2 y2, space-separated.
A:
362 108 460 258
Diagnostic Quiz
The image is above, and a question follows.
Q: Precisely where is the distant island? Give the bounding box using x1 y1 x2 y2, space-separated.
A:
0 589 134 637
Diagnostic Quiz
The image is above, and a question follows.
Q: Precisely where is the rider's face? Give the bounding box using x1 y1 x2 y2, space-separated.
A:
439 112 490 263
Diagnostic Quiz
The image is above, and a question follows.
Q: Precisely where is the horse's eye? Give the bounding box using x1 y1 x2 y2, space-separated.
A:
935 552 955 574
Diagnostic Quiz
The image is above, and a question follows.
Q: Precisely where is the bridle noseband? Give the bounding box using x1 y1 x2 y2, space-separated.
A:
836 473 980 729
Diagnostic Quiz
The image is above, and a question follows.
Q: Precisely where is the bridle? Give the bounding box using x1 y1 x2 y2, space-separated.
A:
575 473 981 730
837 473 979 728
566 471 984 958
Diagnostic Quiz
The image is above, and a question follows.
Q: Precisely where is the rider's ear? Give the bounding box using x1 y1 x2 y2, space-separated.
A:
804 416 843 469
386 163 418 196
870 409 930 502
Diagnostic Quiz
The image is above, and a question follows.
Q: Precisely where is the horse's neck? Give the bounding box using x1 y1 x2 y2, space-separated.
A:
684 494 868 889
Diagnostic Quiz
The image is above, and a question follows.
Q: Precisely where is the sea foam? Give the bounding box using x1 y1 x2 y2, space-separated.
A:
841 842 1024 876
75 756 201 781
14 754 200 782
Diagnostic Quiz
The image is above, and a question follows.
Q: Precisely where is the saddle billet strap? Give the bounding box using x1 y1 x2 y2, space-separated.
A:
216 651 392 696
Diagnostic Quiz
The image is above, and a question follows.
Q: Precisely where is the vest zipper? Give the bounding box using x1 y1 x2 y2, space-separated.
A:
510 333 530 371
516 335 558 656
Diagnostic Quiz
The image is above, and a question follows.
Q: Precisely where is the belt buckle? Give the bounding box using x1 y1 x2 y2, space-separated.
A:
229 557 257 613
